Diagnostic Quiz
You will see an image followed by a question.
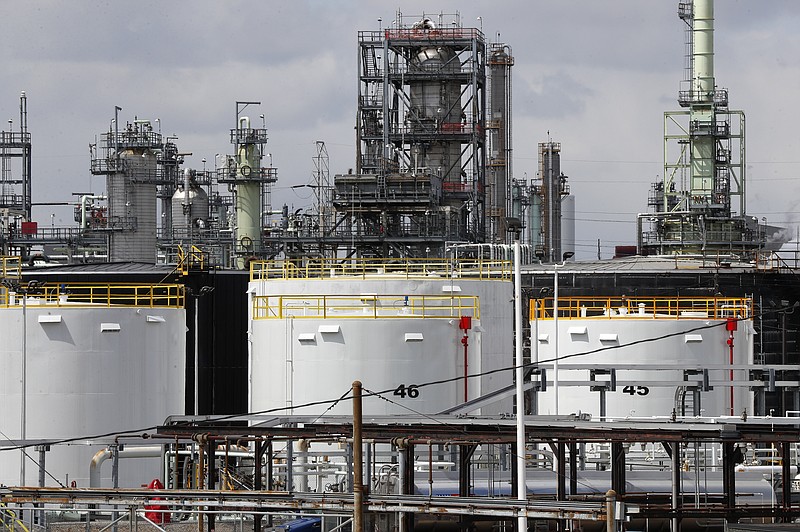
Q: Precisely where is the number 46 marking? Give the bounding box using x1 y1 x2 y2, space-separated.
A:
393 384 420 399
622 385 649 396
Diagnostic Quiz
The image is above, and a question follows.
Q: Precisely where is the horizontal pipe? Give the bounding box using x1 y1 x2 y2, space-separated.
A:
89 446 163 488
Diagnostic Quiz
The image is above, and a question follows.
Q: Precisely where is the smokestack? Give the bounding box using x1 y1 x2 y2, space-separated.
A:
692 0 714 101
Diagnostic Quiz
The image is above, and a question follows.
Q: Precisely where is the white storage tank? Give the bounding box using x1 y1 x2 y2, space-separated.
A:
0 283 185 487
248 259 513 417
532 295 754 418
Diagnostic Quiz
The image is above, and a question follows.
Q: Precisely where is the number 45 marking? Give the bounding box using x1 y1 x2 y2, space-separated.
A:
393 384 420 399
622 385 649 396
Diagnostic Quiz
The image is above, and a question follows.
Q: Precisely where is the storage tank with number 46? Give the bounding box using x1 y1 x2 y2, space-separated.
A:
248 258 513 417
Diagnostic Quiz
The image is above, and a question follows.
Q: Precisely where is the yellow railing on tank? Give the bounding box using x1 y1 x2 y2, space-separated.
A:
0 283 185 308
250 258 511 281
1 256 21 280
253 294 479 320
530 296 752 321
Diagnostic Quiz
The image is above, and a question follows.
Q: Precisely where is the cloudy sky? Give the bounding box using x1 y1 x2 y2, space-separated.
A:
1 0 798 259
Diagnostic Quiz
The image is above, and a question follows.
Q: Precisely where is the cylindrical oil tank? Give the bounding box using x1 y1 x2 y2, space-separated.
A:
0 298 185 487
532 297 754 418
171 184 209 231
249 268 512 417
107 148 157 262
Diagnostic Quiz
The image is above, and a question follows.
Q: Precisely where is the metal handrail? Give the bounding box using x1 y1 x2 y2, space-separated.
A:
1 256 21 279
0 283 185 308
531 296 752 321
253 294 479 320
251 258 511 281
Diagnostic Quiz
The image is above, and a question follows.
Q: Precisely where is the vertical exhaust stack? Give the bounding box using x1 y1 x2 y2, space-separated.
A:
638 0 756 257
692 0 715 103
687 0 716 207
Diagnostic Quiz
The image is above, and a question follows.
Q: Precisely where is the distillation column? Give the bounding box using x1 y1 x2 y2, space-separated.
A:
539 142 569 263
106 121 159 263
487 44 514 243
236 117 261 263
217 103 276 268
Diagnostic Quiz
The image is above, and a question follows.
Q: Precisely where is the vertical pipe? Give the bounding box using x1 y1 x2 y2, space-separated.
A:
297 439 309 493
569 442 578 496
352 381 364 532
553 267 560 415
173 439 180 489
722 441 736 524
198 441 205 532
20 296 26 485
112 444 119 532
36 445 47 528
532 299 539 415
208 438 216 532
671 441 680 532
782 441 791 516
254 439 262 532
556 441 566 502
194 295 200 416
267 440 273 528
728 327 735 416
606 490 616 532
397 440 407 532
513 239 527 532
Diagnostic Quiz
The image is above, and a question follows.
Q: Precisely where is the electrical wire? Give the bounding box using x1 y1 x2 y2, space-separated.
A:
1 304 789 454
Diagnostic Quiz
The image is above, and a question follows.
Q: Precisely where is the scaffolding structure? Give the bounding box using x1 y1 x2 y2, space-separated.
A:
0 93 32 256
334 12 487 259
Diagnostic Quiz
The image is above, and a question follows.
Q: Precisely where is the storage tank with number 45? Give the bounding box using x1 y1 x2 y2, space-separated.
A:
531 295 754 418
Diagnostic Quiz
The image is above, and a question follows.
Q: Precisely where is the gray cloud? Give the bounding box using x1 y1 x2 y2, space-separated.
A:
0 0 797 257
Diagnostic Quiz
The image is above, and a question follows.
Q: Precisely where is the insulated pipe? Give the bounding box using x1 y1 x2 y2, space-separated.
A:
89 446 163 488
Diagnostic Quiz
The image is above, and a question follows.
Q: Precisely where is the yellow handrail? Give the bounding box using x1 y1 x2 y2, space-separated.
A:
530 296 752 321
253 294 479 320
177 245 205 275
0 283 185 308
1 256 22 280
250 258 511 281
1 503 29 532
